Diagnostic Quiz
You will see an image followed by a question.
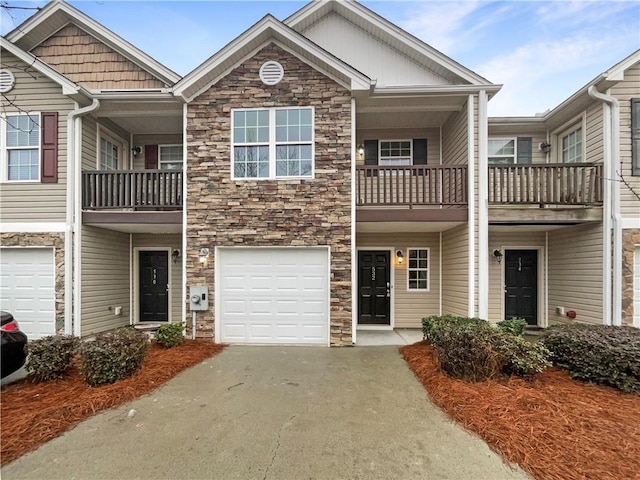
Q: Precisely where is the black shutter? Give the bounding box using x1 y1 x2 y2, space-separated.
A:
412 138 427 165
41 112 58 183
364 140 378 165
517 137 532 164
632 98 640 176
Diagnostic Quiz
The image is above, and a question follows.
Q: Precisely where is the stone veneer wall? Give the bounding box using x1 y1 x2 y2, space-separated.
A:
186 44 352 345
1 232 65 332
622 228 640 326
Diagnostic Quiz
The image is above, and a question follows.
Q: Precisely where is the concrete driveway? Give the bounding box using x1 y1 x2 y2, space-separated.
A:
2 346 529 480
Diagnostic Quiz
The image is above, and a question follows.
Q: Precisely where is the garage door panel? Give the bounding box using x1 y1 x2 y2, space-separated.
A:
0 248 56 340
219 248 329 344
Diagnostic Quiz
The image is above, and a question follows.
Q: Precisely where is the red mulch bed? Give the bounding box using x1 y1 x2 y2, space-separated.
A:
1 340 224 465
401 341 640 480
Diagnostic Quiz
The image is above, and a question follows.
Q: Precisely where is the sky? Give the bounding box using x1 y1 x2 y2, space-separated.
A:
1 0 639 117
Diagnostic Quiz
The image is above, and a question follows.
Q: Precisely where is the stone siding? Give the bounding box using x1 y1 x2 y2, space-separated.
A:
186 44 352 345
622 228 640 326
1 232 65 332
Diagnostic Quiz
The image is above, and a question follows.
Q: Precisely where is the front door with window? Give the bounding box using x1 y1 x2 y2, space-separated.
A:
358 251 391 325
504 250 538 325
139 251 169 322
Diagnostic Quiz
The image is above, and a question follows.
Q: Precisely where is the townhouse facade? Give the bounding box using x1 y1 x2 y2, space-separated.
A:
1 0 638 346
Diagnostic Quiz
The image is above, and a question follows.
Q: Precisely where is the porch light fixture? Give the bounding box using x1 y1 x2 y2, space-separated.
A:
539 142 551 154
131 146 142 157
198 248 210 264
171 249 181 263
357 144 365 156
493 249 503 264
396 250 404 264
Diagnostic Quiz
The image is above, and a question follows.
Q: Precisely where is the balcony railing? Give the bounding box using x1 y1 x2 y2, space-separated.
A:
82 170 183 210
488 163 603 206
356 165 467 207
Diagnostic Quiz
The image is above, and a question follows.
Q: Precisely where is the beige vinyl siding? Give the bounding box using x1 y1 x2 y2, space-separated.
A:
81 226 130 336
441 104 469 165
357 232 440 327
441 225 469 316
131 134 183 170
0 52 74 222
31 24 167 90
81 116 98 171
301 12 452 87
612 62 640 217
132 234 183 323
584 102 604 164
488 230 546 323
355 128 440 166
547 223 604 325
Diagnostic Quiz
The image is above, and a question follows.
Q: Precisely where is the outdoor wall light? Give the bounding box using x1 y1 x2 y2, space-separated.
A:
539 142 551 154
396 250 404 264
131 146 142 157
493 249 503 264
357 144 365 156
171 249 181 263
198 248 210 264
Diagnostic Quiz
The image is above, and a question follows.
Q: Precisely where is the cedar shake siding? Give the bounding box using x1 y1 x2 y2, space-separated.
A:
31 24 167 90
186 44 353 345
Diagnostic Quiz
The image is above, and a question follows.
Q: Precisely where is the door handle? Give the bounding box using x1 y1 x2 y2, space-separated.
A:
166 284 170 292
386 289 391 297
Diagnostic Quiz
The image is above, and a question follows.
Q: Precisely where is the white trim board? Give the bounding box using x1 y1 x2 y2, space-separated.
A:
0 223 66 233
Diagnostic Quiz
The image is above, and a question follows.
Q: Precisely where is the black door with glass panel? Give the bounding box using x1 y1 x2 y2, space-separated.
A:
139 251 169 322
358 251 391 325
504 250 537 325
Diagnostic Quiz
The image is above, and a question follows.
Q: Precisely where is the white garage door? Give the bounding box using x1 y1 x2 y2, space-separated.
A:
218 247 329 345
0 248 56 339
634 246 640 327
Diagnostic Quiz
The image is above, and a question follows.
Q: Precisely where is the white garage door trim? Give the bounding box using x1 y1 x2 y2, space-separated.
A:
0 247 56 339
214 246 331 346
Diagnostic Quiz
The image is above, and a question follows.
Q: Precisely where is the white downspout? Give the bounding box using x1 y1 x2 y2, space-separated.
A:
182 103 188 335
351 97 357 344
66 99 100 337
587 85 621 326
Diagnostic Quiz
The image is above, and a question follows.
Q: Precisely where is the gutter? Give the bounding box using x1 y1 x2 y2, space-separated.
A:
65 99 100 337
587 85 621 326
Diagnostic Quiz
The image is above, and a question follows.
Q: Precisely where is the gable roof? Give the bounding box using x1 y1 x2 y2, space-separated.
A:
5 0 180 87
285 0 492 87
0 36 91 102
174 14 371 103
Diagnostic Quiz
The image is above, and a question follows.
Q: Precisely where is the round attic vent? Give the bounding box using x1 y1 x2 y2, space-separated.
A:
259 61 284 86
0 69 16 93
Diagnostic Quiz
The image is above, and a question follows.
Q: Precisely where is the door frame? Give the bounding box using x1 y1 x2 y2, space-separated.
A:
133 247 172 324
499 245 546 327
356 247 395 330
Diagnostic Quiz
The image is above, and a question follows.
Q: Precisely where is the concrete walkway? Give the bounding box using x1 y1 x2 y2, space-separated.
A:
2 346 529 480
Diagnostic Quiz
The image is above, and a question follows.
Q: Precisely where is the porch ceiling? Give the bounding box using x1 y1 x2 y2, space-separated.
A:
94 100 183 134
82 211 182 234
357 220 465 233
356 95 467 129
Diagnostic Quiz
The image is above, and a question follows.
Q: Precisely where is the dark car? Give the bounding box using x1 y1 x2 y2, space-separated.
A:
1 311 28 379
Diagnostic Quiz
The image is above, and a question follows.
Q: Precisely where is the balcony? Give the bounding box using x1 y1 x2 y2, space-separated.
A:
355 165 468 222
82 170 183 210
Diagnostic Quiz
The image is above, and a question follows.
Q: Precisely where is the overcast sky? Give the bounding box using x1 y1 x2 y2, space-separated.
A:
2 0 639 116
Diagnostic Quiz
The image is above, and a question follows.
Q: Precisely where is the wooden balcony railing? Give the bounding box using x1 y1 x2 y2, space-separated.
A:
488 163 603 205
82 170 183 210
356 165 467 207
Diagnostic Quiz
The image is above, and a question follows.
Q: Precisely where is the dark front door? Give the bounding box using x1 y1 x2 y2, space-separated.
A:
504 250 538 325
139 251 169 322
358 250 391 325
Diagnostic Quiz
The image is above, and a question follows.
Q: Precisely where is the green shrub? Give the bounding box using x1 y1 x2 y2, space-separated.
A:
155 322 184 348
542 324 640 393
422 314 491 346
80 328 149 386
25 335 79 382
497 317 528 336
497 334 552 377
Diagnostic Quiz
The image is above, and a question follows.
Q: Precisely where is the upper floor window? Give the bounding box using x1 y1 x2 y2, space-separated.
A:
488 138 515 164
407 248 430 291
100 137 119 171
561 126 583 163
159 145 183 170
379 140 412 166
3 113 40 181
232 107 313 179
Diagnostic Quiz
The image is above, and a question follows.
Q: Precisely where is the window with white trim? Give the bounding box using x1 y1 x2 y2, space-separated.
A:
2 113 40 181
488 138 516 164
379 140 412 166
100 137 119 170
407 248 430 291
560 126 583 163
159 144 183 170
232 107 313 179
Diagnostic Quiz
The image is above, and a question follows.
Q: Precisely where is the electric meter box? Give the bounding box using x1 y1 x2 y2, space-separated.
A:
189 286 209 311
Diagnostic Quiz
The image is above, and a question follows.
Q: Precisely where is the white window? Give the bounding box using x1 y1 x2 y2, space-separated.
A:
379 140 412 166
159 145 183 170
100 137 119 170
232 107 314 179
488 138 516 164
1 113 40 182
561 126 583 163
407 248 430 291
